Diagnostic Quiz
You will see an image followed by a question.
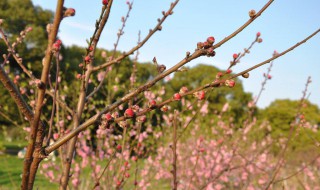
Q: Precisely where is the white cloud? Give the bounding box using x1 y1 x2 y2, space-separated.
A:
63 21 95 32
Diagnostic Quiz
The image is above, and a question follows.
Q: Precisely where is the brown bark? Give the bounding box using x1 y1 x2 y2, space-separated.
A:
21 0 65 189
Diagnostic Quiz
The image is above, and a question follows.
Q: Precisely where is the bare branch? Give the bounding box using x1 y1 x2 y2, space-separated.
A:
22 0 65 189
92 0 180 72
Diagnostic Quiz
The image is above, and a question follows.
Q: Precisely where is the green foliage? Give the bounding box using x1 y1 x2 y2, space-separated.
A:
0 141 3 152
259 99 320 152
0 0 53 76
0 0 53 131
0 155 58 189
261 99 320 130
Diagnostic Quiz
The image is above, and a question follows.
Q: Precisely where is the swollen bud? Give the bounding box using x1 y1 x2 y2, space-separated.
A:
193 91 205 100
148 100 157 108
52 40 62 52
179 86 188 94
63 8 76 18
198 91 205 100
206 47 216 57
102 0 108 5
124 108 135 118
233 53 238 59
76 73 82 79
197 42 204 49
242 73 250 78
160 106 168 112
256 32 261 37
173 93 181 101
84 55 91 63
249 9 256 18
157 64 166 73
216 72 224 79
104 113 113 121
203 41 210 49
206 36 215 45
137 115 147 123
225 79 236 88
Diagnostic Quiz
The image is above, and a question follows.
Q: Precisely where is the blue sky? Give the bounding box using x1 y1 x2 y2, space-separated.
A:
31 0 320 108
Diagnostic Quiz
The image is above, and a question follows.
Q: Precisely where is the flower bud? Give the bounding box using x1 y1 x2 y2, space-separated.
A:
160 106 168 112
206 47 216 57
197 42 204 49
84 55 91 63
249 9 256 18
256 32 261 37
173 93 181 101
157 64 166 73
102 0 108 5
206 36 215 45
137 115 147 123
225 79 236 88
124 108 134 118
216 72 223 79
198 91 205 100
148 100 157 108
242 73 249 78
63 8 76 18
233 53 238 59
179 86 188 94
104 113 113 121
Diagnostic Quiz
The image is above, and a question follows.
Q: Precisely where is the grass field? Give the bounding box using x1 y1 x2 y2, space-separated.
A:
0 155 59 190
0 138 59 190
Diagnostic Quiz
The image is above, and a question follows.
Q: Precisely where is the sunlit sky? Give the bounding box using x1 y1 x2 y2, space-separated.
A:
31 0 320 108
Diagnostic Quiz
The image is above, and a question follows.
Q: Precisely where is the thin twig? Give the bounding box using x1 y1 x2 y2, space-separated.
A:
0 28 38 82
274 154 320 184
46 1 297 154
227 33 261 70
46 53 61 147
129 30 141 107
60 1 115 188
263 76 312 189
45 90 74 115
254 60 274 105
92 0 181 72
213 0 274 50
92 151 117 190
87 1 134 102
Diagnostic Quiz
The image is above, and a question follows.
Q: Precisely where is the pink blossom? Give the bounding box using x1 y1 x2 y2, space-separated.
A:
72 178 79 187
97 71 105 82
53 133 59 140
221 102 229 112
200 101 209 114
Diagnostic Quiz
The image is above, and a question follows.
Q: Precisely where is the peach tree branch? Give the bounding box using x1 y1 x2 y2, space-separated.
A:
86 0 134 101
22 0 65 189
92 0 180 72
45 0 276 154
60 1 115 188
